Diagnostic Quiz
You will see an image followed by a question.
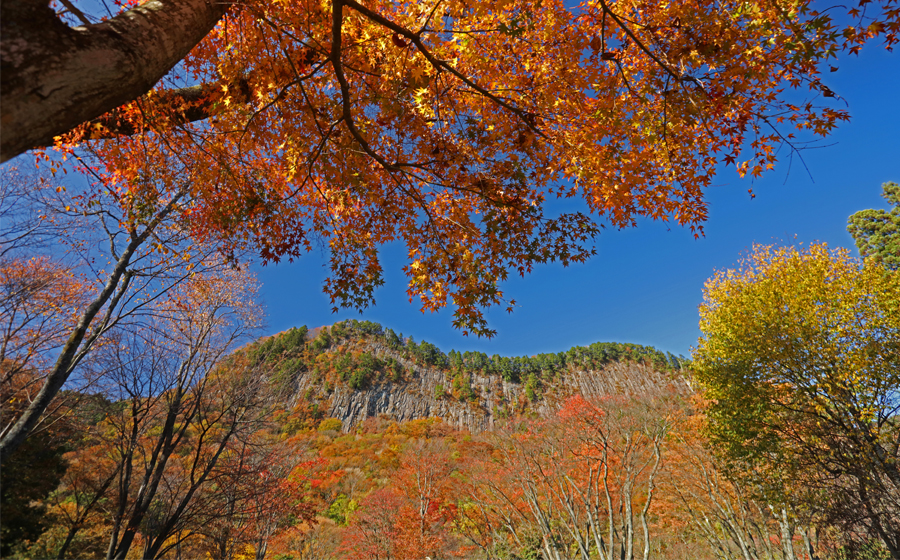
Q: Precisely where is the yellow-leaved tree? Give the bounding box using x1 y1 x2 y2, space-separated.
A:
692 243 900 557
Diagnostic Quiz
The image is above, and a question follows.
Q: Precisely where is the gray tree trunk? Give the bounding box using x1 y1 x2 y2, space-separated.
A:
0 0 230 162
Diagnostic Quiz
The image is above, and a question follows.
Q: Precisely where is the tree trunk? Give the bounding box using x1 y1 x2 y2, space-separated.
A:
0 192 183 464
799 527 819 560
0 0 231 162
776 508 796 560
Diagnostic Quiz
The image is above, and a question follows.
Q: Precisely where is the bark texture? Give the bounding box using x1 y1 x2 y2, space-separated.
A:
0 0 231 162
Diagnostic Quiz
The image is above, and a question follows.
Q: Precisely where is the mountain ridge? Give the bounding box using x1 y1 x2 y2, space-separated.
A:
246 320 691 432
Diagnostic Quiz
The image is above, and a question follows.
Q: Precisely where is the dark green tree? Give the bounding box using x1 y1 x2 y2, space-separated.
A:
848 182 900 271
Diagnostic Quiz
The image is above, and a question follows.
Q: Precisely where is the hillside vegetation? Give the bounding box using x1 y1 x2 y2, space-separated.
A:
3 319 894 560
245 320 689 431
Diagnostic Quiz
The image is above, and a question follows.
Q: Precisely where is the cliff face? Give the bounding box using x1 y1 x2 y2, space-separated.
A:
291 339 690 433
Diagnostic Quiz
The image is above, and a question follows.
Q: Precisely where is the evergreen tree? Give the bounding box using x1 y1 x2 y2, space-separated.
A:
848 182 900 271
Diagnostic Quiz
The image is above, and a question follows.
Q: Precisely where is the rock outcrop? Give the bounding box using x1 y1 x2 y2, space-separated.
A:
291 339 690 433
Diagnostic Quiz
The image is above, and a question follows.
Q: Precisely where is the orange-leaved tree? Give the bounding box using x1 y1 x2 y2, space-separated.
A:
196 435 322 560
340 438 462 560
4 0 896 162
453 391 682 560
28 0 899 338
0 256 88 419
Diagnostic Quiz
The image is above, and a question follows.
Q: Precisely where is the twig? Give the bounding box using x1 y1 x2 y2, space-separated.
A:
342 0 547 139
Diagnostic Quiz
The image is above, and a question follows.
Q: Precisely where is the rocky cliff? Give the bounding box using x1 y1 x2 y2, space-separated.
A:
267 324 690 433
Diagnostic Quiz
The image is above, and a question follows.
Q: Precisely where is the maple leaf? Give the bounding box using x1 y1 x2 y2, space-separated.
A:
391 33 408 48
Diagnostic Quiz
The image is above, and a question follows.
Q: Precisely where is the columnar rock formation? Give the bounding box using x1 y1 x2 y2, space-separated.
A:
291 339 689 433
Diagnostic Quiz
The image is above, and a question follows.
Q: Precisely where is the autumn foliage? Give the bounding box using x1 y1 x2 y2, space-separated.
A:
3 0 900 554
42 0 900 336
3 324 893 559
693 243 900 556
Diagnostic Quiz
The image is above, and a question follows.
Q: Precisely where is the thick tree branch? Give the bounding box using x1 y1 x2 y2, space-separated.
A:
82 78 253 139
0 0 233 162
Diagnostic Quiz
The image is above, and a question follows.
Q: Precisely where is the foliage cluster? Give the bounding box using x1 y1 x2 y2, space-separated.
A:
319 318 682 375
693 242 900 557
248 326 311 391
848 181 900 271
328 351 400 390
13 0 895 338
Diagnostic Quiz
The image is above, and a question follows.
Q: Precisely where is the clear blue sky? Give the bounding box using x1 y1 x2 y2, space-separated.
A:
255 44 899 359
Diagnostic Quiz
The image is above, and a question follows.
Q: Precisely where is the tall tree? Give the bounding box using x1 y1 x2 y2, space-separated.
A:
44 435 122 560
391 440 460 559
340 439 461 560
340 487 404 560
0 257 88 425
848 181 900 271
0 167 234 463
196 435 320 560
692 243 900 558
46 0 896 340
1 0 897 163
92 267 265 560
457 390 683 560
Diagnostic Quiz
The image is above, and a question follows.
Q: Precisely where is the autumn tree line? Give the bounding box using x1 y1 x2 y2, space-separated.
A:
1 0 897 473
2 174 898 559
250 317 686 391
2 325 897 560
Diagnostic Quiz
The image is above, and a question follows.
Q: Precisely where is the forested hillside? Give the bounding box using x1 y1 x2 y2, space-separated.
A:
3 0 898 553
6 318 895 560
246 320 689 432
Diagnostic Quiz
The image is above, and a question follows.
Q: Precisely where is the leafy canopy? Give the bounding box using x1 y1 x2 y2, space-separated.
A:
51 0 900 335
692 243 900 512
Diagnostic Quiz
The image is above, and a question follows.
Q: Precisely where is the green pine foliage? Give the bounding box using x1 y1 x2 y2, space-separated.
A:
847 181 900 271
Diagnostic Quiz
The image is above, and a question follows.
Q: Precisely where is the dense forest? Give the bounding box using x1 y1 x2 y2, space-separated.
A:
251 319 686 395
3 310 898 560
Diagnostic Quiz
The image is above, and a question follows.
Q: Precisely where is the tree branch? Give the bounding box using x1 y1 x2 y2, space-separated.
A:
1 0 234 162
341 0 547 139
83 78 253 139
0 188 186 464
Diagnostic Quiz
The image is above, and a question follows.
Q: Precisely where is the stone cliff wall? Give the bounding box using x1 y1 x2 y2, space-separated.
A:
292 340 690 432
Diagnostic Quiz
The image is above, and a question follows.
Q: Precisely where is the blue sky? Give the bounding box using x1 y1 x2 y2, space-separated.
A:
255 44 899 359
